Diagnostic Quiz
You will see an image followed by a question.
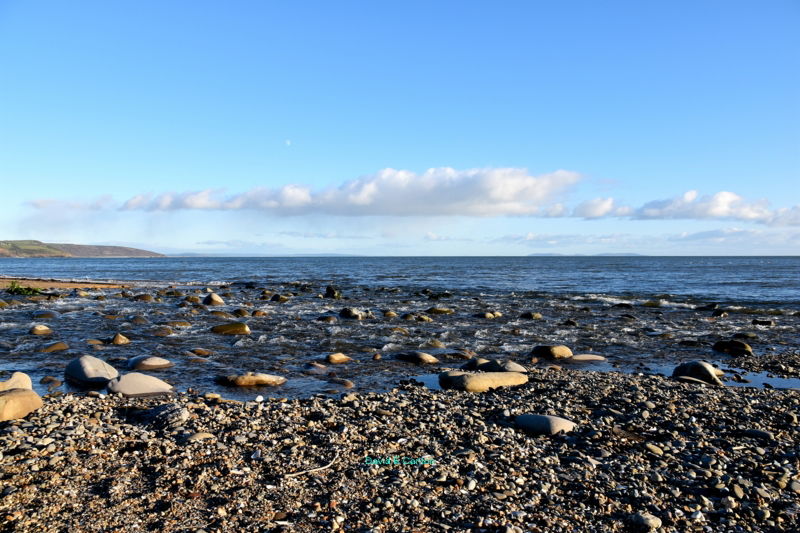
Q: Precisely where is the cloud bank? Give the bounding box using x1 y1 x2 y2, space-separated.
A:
119 167 582 217
25 168 800 226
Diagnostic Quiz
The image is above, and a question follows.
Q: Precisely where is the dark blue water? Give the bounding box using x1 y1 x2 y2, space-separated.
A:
1 256 798 307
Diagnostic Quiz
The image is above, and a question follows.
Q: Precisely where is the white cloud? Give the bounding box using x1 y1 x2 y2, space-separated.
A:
634 190 775 223
114 167 582 216
573 197 633 219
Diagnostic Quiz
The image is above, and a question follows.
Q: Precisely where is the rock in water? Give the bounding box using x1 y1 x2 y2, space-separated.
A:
519 311 543 320
672 360 724 386
0 372 33 392
29 324 52 335
515 414 576 435
107 373 174 397
109 333 131 345
324 285 342 299
395 351 439 365
530 345 573 360
211 322 251 335
339 307 366 320
0 389 43 422
127 355 174 371
40 341 69 353
326 353 352 364
203 293 225 305
216 373 287 387
439 371 528 392
65 355 119 387
426 306 454 315
712 339 753 357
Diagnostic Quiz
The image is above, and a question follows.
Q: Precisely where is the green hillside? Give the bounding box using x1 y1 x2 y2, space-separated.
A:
0 240 163 258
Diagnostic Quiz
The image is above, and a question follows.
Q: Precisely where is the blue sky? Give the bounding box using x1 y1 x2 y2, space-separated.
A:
1 0 798 255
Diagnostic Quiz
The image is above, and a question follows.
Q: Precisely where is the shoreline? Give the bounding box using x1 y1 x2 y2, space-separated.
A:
0 277 131 289
1 368 797 531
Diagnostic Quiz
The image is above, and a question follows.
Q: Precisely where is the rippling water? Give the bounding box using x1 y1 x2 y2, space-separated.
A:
2 256 798 400
2 256 799 306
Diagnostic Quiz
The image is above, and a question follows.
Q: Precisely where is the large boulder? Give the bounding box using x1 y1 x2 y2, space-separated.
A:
672 360 724 386
0 389 43 422
0 372 33 392
530 345 573 360
439 370 528 392
65 355 119 387
211 322 251 335
107 373 174 397
515 414 576 435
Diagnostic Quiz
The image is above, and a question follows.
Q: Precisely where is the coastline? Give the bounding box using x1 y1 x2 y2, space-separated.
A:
0 277 131 289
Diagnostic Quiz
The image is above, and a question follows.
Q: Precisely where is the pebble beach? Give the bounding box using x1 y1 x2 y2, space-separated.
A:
1 276 799 532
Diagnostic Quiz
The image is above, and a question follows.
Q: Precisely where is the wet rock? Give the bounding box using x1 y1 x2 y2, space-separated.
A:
317 315 338 324
519 311 543 320
109 333 131 345
151 326 173 337
752 319 775 326
210 310 235 319
40 341 69 353
65 355 120 387
127 355 174 371
383 310 398 318
515 414 576 435
133 293 153 302
0 372 33 392
530 345 573 360
326 353 352 364
211 322 251 335
713 339 753 357
672 360 723 386
0 389 43 422
439 370 528 392
232 308 250 318
426 307 454 315
166 320 192 328
462 359 527 373
32 310 59 319
107 373 174 397
203 293 225 306
340 308 367 320
395 351 439 365
324 286 342 299
712 310 729 318
612 303 633 309
29 324 52 335
270 294 290 303
216 373 287 387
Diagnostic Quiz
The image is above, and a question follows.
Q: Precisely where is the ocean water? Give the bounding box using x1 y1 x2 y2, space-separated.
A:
1 256 799 307
2 256 798 399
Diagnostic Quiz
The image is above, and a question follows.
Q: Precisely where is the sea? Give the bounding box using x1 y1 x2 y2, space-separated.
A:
1 256 798 399
1 256 798 307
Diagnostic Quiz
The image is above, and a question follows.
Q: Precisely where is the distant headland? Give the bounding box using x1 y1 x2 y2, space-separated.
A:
0 240 163 258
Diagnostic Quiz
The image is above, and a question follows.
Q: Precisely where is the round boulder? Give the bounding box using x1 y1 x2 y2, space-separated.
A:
0 389 43 422
107 373 174 397
203 293 225 306
0 372 33 392
127 355 174 371
65 355 120 387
